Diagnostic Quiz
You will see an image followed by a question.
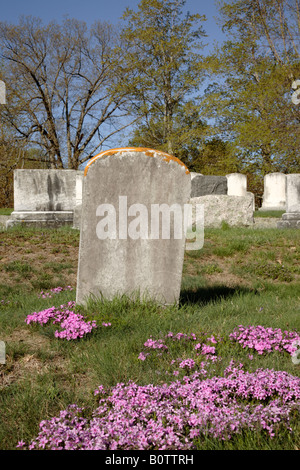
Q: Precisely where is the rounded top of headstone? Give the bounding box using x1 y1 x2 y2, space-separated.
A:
84 147 190 176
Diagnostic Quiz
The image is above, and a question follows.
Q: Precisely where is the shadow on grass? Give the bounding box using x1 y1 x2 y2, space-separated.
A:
179 284 256 306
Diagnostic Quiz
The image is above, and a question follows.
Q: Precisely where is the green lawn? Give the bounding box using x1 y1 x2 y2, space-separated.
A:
0 225 299 450
0 208 13 216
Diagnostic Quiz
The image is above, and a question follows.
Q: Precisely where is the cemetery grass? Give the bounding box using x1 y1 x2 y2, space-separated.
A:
0 225 299 450
254 210 285 218
0 208 13 215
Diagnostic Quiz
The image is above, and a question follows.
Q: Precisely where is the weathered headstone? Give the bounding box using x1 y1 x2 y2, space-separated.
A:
226 173 247 197
191 175 227 198
0 341 5 365
76 147 191 306
6 169 77 228
278 174 300 228
190 194 254 228
259 173 286 211
0 80 6 104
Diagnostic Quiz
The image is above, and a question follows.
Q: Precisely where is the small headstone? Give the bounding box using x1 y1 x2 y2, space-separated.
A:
0 341 5 364
190 194 254 228
226 173 247 197
76 147 192 306
0 80 6 104
278 174 300 228
191 175 227 198
259 173 286 211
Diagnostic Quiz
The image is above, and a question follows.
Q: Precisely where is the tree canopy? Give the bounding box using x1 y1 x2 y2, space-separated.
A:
119 0 208 156
202 0 300 175
0 17 133 169
0 0 299 183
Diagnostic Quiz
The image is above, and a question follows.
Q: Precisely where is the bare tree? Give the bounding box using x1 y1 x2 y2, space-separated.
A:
0 16 134 169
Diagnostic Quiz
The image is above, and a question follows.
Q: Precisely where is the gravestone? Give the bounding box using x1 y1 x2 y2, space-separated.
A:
0 341 5 364
190 194 254 228
76 147 191 306
278 174 300 228
0 80 6 104
191 175 227 198
6 169 77 228
259 173 286 211
226 173 247 197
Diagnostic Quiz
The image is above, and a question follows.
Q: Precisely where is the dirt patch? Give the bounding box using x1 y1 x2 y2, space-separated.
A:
3 327 50 348
0 233 79 290
0 328 66 389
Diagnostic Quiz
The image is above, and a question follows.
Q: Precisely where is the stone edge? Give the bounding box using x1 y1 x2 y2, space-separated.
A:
83 147 190 176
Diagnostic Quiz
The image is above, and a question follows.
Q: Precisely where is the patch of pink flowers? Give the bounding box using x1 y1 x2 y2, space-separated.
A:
17 362 300 450
139 331 222 374
230 325 300 356
38 286 73 299
25 301 97 340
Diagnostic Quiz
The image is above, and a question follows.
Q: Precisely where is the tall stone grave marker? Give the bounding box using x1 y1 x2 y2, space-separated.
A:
226 173 247 197
260 173 286 211
278 174 300 228
76 148 191 306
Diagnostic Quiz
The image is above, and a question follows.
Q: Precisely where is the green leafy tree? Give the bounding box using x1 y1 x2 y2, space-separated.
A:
119 0 208 155
202 0 300 175
128 103 238 174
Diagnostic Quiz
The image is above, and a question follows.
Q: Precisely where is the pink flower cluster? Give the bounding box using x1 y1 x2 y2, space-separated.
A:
38 286 73 299
17 362 300 450
139 331 221 373
25 302 97 340
143 337 168 350
230 325 300 356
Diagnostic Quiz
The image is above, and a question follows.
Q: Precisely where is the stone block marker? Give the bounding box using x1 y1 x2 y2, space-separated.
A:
190 194 254 228
76 147 191 306
6 169 77 228
191 175 227 198
260 173 286 211
278 174 300 228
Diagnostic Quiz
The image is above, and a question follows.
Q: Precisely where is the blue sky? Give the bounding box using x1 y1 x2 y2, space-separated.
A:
0 0 226 51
